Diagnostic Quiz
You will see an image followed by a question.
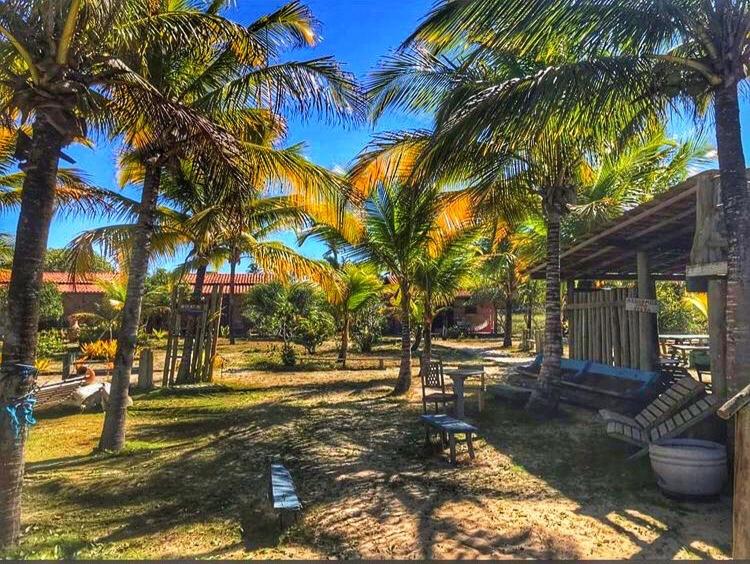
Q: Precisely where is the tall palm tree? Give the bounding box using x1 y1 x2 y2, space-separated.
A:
96 1 363 451
350 183 444 393
405 0 750 401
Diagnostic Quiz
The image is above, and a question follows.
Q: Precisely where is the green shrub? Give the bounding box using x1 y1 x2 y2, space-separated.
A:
36 329 66 358
281 343 297 366
351 300 386 352
243 281 335 355
0 281 64 332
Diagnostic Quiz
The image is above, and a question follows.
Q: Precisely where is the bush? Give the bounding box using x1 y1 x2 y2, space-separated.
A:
294 310 335 354
36 329 66 358
243 281 335 355
80 339 118 362
351 300 386 353
281 342 297 366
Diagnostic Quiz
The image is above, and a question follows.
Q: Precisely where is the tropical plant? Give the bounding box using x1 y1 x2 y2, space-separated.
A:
44 248 111 273
413 229 483 375
80 339 118 364
34 329 66 359
328 262 383 367
0 0 261 543
657 283 708 334
351 299 387 353
0 282 63 333
293 308 336 354
349 182 461 393
243 281 334 363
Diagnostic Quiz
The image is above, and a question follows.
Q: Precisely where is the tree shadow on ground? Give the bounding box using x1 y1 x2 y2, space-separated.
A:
477 396 731 559
21 366 730 559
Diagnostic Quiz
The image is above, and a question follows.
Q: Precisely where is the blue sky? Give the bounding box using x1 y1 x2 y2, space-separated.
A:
1 1 746 273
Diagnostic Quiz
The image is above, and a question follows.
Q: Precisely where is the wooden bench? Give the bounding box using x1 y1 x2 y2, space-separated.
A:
36 376 87 408
268 463 301 529
420 414 478 465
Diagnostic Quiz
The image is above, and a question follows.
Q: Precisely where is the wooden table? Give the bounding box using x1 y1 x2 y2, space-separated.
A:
659 334 709 355
669 344 710 364
444 367 485 419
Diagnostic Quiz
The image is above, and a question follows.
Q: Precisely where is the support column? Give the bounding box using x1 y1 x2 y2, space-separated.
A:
637 251 657 371
709 279 728 400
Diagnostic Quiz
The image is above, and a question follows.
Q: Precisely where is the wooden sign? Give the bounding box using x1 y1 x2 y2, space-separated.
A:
180 304 203 315
626 297 659 313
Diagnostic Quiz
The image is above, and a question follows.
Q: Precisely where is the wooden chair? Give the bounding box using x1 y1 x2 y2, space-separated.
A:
605 394 720 459
599 377 705 432
420 359 456 414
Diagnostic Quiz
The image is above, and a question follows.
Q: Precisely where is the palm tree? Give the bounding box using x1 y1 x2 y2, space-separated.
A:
351 183 443 393
413 229 483 375
95 1 363 451
405 0 750 400
330 262 383 367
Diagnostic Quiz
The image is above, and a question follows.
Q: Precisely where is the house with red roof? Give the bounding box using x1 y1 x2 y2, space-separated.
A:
1 270 497 337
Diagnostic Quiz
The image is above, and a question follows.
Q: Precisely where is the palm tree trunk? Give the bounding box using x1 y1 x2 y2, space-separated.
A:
527 210 562 414
0 118 65 549
98 164 161 452
228 256 237 345
714 83 750 397
411 324 422 352
393 281 412 395
339 311 349 368
176 260 207 384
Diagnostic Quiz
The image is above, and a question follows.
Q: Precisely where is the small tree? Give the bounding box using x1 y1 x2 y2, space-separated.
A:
243 282 335 364
351 299 387 353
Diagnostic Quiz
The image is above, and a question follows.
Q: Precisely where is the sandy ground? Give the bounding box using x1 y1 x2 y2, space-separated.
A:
13 339 731 559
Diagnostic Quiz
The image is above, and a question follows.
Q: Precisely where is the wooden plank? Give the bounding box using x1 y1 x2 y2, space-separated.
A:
732 409 750 557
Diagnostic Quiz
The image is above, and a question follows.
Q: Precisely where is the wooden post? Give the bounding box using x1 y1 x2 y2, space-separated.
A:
627 287 639 368
717 384 750 558
709 279 728 400
637 251 657 371
565 281 574 359
138 348 154 390
62 346 78 380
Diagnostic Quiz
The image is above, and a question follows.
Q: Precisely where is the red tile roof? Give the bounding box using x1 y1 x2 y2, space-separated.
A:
0 270 272 295
0 271 118 294
186 272 273 294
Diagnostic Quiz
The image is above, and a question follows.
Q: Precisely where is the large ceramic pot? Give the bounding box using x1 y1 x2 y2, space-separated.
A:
649 439 727 498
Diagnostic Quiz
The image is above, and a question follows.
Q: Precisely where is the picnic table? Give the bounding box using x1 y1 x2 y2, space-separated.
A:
669 343 710 364
659 334 709 355
444 366 485 419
